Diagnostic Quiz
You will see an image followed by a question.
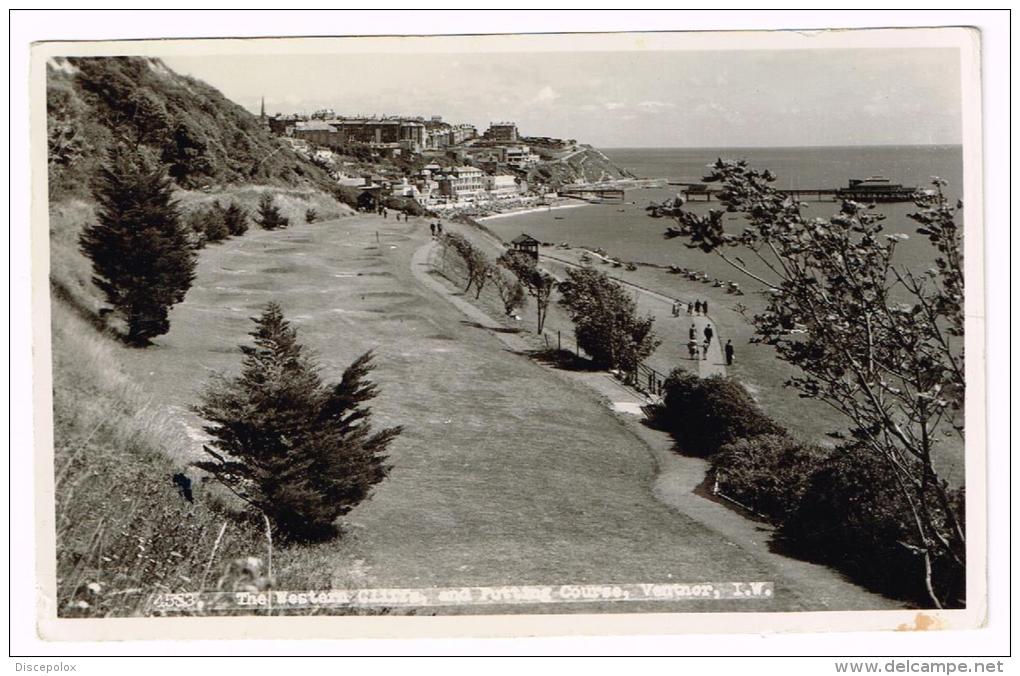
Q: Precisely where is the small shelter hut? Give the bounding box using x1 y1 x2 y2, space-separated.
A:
511 233 540 261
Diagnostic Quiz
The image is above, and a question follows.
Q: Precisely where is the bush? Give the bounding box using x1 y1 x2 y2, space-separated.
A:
781 443 965 608
660 371 785 456
222 201 249 236
255 193 289 230
305 208 318 223
195 302 402 541
185 203 230 247
712 434 827 521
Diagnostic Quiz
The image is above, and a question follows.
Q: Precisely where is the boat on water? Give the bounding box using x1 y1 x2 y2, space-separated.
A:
835 176 919 202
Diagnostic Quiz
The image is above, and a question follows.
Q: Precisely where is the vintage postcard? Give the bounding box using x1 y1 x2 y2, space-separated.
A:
31 26 985 640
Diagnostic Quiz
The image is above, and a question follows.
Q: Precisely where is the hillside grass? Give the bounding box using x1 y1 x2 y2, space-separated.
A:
47 183 357 616
47 56 336 200
51 298 264 617
176 185 354 227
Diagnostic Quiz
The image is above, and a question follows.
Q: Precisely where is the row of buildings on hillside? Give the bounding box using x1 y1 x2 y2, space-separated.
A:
267 110 543 168
341 163 529 211
264 107 555 208
269 113 486 155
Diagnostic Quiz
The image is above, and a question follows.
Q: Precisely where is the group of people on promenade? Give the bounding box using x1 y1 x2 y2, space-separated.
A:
666 297 735 366
687 322 715 362
670 298 710 317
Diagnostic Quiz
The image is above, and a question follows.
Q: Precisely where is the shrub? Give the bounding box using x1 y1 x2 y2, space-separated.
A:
305 208 318 223
185 203 230 247
781 443 965 608
194 302 402 541
255 193 289 230
712 434 827 521
222 201 249 236
78 147 196 346
660 371 785 456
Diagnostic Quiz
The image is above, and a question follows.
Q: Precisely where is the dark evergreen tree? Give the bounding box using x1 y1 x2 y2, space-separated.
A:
222 201 249 237
78 147 196 346
194 303 402 541
255 193 289 230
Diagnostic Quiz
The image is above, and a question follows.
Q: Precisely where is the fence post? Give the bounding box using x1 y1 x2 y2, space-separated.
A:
557 330 561 351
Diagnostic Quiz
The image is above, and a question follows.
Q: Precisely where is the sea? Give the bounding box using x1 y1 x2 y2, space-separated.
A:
481 145 964 287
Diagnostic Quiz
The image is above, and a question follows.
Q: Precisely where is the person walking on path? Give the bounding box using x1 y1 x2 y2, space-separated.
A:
437 222 444 235
687 339 699 361
695 300 703 315
703 324 714 359
689 324 697 341
725 339 734 366
687 302 693 315
430 223 436 238
703 299 709 315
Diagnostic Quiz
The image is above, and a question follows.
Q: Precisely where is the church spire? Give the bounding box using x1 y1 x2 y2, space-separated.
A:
260 96 266 120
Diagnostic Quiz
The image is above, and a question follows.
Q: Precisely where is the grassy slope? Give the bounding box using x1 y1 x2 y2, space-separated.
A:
47 57 336 198
50 298 270 617
45 56 367 616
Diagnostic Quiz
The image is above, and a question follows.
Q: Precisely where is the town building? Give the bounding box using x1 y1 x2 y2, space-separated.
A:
292 117 427 153
449 124 478 146
484 122 519 142
505 145 540 169
484 174 519 197
438 165 485 200
291 120 340 146
268 113 304 136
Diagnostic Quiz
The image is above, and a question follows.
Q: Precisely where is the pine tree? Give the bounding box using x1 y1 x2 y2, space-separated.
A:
255 193 289 230
222 201 249 237
79 147 196 346
194 303 401 541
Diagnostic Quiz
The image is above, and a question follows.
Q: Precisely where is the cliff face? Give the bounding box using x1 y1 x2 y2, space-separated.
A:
46 56 334 199
525 144 635 188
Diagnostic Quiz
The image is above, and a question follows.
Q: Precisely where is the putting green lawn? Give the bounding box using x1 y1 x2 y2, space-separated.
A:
114 212 900 613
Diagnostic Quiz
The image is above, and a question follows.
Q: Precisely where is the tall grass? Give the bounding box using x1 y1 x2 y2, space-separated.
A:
52 300 268 617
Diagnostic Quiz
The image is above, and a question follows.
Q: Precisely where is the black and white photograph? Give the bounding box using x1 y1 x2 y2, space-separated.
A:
22 17 997 648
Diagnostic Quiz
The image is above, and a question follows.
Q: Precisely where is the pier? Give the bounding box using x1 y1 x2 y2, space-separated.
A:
559 187 626 204
680 187 839 202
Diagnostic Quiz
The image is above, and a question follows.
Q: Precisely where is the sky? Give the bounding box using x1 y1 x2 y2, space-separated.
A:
163 48 962 148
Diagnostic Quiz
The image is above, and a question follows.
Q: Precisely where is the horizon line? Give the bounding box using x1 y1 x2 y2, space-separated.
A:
596 143 963 150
